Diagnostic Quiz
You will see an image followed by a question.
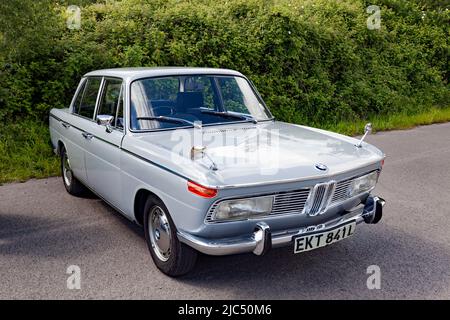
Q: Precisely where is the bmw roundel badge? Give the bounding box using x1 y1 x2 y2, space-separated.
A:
315 163 328 171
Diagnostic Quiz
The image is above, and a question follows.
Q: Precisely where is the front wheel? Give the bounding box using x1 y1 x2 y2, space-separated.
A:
143 196 197 277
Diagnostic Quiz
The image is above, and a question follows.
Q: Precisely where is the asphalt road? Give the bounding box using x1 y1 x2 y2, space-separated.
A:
1 123 450 299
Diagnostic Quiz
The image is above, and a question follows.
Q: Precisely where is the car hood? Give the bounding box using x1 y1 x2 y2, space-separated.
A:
127 121 385 188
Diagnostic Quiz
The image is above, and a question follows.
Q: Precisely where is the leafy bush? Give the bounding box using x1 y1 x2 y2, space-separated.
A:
0 0 448 126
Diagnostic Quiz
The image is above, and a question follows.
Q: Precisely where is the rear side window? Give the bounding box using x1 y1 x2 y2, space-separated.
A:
72 79 86 113
77 77 102 119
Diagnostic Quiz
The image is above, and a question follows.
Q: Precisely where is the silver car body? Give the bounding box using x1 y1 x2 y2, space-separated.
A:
49 67 385 256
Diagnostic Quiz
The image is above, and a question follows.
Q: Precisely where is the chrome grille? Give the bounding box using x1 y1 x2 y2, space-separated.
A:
206 203 219 223
310 184 326 215
271 189 310 215
205 171 378 223
304 181 336 216
331 179 353 204
205 188 310 222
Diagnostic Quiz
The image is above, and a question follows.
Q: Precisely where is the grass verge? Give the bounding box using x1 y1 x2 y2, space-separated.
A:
0 118 59 185
1 106 450 184
322 106 450 136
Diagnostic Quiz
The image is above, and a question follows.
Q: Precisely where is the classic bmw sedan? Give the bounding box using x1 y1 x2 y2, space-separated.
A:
49 67 386 276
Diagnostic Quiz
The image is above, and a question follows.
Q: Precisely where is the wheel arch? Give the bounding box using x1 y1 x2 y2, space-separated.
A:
134 188 164 226
57 140 65 156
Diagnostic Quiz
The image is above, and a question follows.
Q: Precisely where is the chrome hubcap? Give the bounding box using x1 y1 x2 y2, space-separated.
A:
148 206 171 262
62 152 73 187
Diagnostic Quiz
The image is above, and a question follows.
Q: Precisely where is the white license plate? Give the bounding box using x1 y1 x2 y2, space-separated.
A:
293 221 356 254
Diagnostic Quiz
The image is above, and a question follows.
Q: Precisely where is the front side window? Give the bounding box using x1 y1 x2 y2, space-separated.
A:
77 77 101 119
97 78 123 129
115 91 124 129
130 75 272 131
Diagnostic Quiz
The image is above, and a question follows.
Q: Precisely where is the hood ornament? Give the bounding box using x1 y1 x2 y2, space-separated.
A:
315 163 328 171
356 123 372 148
190 121 218 171
191 146 218 171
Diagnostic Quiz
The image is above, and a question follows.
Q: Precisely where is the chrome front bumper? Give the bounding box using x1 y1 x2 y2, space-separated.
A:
177 196 385 256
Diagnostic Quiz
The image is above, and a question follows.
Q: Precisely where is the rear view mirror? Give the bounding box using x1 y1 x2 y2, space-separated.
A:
96 114 114 133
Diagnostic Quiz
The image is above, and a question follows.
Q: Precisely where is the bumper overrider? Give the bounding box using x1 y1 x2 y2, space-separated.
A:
177 196 385 256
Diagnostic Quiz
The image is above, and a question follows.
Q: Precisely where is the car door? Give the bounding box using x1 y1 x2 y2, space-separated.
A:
83 77 125 210
61 78 88 183
64 77 103 184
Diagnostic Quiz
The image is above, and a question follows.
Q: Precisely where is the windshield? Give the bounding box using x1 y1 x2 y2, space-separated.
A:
130 75 272 130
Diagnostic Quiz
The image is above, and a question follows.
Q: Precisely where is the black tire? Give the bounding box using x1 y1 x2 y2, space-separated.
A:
60 145 86 196
143 195 197 277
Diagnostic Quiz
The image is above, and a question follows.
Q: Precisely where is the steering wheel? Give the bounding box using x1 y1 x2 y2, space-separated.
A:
152 106 175 116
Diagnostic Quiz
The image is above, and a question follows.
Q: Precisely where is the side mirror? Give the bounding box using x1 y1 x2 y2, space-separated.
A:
96 114 114 133
356 122 372 148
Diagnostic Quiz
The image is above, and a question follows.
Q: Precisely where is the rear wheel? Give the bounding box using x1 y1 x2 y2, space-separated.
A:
60 146 86 196
143 195 197 277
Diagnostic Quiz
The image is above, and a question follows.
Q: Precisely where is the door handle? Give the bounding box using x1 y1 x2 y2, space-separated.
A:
61 122 71 129
82 132 93 140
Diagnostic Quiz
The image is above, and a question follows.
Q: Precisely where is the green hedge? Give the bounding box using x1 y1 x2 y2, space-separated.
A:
0 0 448 126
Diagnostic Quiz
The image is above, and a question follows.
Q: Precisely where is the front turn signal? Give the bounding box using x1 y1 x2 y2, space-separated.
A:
187 181 218 198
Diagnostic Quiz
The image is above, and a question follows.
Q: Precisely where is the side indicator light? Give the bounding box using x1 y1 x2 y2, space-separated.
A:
187 181 218 198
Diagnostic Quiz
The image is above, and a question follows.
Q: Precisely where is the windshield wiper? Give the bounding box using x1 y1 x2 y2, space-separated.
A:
136 116 201 128
201 110 257 123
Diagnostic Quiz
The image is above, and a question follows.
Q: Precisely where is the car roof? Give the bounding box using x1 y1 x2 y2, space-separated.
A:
83 67 244 81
